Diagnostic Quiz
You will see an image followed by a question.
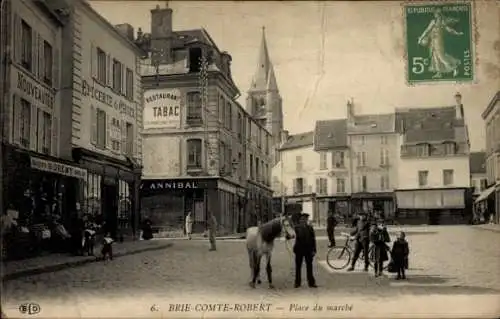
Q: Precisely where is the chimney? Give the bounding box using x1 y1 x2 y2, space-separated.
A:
346 98 354 120
150 4 173 65
280 130 289 145
455 92 463 119
114 23 134 42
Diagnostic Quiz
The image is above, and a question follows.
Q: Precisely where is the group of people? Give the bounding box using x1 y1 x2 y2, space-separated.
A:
291 210 410 286
347 212 410 279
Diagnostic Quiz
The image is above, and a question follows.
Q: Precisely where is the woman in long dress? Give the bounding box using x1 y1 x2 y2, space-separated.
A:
417 9 464 78
185 212 193 240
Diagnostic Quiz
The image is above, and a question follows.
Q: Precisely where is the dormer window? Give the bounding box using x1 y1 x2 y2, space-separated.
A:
443 142 456 155
188 47 202 73
416 143 430 157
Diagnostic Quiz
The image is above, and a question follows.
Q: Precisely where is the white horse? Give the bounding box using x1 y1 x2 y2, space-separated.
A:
246 215 296 289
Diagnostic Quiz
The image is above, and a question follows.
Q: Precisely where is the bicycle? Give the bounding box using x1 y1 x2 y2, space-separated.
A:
326 232 389 270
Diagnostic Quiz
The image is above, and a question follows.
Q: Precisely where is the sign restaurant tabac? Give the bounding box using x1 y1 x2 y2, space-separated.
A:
404 2 474 84
144 89 181 129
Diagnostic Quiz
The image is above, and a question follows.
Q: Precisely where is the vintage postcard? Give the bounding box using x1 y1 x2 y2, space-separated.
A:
1 0 499 318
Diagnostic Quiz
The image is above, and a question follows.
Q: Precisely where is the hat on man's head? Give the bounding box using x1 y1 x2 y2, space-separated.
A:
300 213 309 218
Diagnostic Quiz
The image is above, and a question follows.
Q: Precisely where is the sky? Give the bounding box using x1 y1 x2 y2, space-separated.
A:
89 0 500 152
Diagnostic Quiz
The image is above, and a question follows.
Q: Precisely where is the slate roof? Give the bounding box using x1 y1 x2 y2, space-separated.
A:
314 119 348 151
470 152 486 174
395 106 465 144
280 131 314 151
348 113 395 134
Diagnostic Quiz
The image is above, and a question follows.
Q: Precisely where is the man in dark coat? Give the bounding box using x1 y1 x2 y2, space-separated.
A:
293 213 317 288
347 213 370 272
326 210 337 247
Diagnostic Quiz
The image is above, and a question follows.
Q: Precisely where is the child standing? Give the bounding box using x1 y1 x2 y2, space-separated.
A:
391 231 409 280
370 220 390 277
101 233 114 261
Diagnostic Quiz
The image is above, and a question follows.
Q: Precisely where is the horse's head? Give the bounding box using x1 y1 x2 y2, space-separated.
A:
279 214 296 241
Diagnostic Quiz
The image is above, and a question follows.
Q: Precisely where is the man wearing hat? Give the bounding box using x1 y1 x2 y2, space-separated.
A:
347 212 371 272
293 213 318 288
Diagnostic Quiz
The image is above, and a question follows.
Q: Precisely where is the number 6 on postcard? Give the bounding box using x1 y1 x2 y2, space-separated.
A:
404 2 474 84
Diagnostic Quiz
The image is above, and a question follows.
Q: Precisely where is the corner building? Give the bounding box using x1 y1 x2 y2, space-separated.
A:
0 0 86 238
67 0 144 238
137 6 273 235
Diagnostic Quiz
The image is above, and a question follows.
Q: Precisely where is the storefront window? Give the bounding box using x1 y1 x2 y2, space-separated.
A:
83 173 101 216
118 180 131 229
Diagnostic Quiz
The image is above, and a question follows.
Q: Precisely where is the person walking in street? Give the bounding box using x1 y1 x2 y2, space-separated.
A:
391 231 409 280
208 212 217 251
370 219 391 277
347 213 370 272
326 210 337 247
293 213 318 288
141 217 153 240
185 212 193 240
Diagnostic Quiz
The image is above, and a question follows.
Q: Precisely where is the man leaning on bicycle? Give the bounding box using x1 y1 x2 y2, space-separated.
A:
346 212 371 272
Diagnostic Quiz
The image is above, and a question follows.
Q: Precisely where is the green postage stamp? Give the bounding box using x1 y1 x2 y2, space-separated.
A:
404 2 474 84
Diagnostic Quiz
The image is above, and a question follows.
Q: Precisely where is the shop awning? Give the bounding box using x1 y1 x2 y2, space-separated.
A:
474 185 497 203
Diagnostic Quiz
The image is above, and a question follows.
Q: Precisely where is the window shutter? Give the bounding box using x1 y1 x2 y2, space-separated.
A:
13 14 21 63
315 178 320 194
37 109 43 152
52 114 58 156
31 30 37 74
106 54 112 87
90 105 97 144
121 64 126 95
12 95 21 144
53 47 59 89
38 35 44 80
106 113 111 149
120 119 126 154
90 43 96 79
30 103 37 151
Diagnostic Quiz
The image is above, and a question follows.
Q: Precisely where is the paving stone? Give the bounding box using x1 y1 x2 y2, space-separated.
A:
1 226 499 318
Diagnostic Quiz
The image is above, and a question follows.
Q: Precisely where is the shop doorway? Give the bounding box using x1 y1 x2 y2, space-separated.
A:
102 182 118 239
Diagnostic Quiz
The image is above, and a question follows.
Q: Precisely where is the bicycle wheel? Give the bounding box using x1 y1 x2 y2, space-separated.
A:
326 246 351 270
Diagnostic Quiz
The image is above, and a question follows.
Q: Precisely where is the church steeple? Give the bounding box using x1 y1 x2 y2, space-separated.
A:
246 27 283 166
266 65 278 92
250 27 273 92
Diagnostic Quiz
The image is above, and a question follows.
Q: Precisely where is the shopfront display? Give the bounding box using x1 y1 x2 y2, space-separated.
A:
72 147 141 239
140 178 259 236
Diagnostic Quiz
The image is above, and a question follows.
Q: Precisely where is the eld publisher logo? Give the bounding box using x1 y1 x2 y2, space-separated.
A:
19 303 41 315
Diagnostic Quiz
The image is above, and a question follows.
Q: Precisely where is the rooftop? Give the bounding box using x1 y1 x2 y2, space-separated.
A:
280 132 314 151
470 152 486 174
395 106 465 144
314 119 348 151
348 113 395 134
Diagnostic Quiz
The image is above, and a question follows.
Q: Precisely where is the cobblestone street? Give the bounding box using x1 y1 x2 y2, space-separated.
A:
2 226 499 318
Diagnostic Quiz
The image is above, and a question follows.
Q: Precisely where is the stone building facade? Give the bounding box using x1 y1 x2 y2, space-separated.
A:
395 93 473 224
68 0 144 238
0 0 86 234
136 5 272 235
480 91 500 224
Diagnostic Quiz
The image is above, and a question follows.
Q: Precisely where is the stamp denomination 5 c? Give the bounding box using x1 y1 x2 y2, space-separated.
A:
405 2 474 83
